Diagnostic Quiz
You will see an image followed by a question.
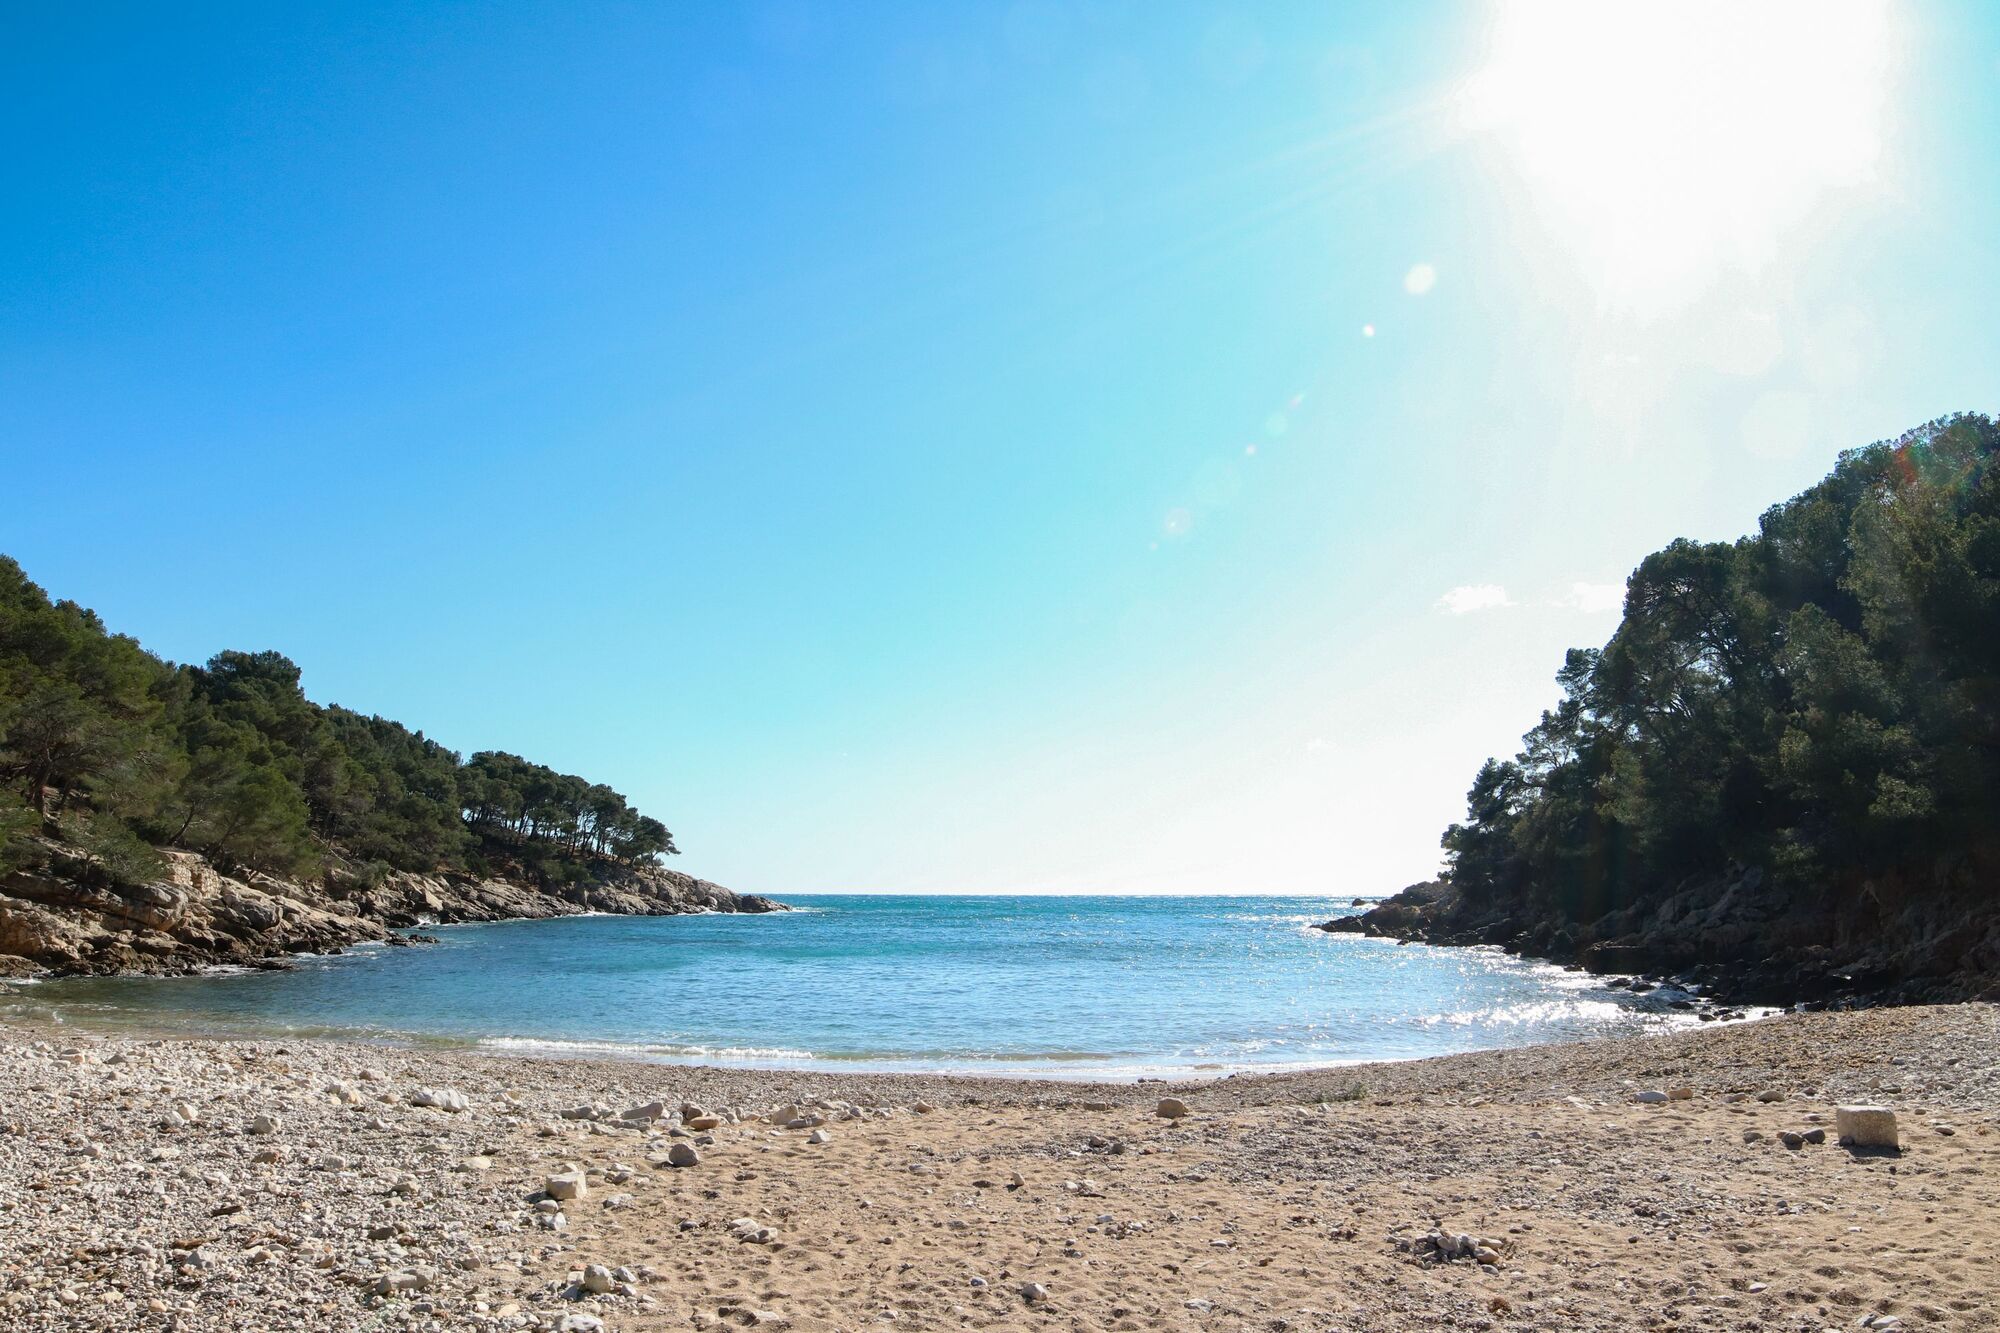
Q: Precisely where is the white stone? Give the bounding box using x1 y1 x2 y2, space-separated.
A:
411 1086 469 1113
545 1171 588 1201
1835 1106 1899 1149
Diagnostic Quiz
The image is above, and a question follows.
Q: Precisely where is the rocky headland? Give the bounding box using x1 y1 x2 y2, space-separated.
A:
0 838 784 979
1321 871 2000 1010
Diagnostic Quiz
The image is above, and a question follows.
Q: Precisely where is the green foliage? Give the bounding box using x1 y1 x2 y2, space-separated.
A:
0 803 38 874
63 811 166 888
1444 413 2000 918
0 555 677 882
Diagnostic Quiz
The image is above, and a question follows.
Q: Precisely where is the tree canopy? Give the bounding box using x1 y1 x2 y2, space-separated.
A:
0 562 678 885
1441 413 2000 925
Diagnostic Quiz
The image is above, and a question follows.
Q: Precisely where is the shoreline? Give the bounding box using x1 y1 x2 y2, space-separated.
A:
6 1000 1989 1105
3 919 1772 1084
2 1003 1994 1331
2 996 1779 1084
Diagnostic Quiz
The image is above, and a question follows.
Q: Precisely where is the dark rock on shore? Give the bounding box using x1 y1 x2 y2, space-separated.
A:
0 837 785 978
1318 869 2000 1009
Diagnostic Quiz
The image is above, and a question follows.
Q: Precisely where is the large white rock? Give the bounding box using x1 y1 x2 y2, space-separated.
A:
411 1086 469 1113
545 1170 589 1201
1835 1106 1899 1149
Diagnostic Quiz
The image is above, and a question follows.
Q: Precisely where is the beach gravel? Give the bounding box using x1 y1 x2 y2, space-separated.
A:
0 1003 1994 1330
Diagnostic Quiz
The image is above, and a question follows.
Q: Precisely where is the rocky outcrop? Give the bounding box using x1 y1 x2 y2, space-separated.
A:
0 839 784 977
1319 869 2000 1008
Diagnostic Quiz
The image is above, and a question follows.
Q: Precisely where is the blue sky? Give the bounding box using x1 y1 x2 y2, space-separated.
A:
4 2 1996 894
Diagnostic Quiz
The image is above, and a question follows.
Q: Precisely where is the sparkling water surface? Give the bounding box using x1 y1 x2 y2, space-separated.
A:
4 895 1707 1078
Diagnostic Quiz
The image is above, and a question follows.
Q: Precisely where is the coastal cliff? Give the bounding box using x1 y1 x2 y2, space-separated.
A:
0 837 783 978
1322 870 2000 1008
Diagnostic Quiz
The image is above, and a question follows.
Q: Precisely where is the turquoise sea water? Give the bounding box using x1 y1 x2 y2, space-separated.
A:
3 895 1711 1077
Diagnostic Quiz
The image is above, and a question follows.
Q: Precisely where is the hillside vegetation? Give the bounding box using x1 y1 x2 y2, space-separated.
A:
0 556 677 893
1337 413 2000 1003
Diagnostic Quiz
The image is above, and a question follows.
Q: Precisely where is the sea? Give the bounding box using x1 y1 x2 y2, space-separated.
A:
0 894 1724 1078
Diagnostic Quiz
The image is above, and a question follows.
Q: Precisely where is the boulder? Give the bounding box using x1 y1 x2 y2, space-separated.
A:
1835 1106 1899 1149
545 1171 588 1201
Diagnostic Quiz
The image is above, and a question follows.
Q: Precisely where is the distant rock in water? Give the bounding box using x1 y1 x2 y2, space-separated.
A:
0 838 784 978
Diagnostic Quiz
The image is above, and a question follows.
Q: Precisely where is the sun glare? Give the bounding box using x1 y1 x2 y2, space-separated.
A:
1464 0 1898 310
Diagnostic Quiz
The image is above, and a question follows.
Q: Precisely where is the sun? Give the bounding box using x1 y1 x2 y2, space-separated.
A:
1462 0 1898 310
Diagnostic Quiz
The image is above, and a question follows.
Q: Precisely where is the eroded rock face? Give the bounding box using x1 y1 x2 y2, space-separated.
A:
1317 867 2000 1009
0 839 784 978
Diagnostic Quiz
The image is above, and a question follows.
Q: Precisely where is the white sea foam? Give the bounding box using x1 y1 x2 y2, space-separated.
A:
474 1035 818 1063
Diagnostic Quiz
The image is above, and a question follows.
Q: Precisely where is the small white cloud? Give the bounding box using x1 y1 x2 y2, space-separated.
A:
1437 584 1513 615
1403 262 1437 296
1552 581 1625 614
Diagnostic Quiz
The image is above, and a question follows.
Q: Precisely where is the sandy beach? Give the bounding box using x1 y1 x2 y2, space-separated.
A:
0 1004 1993 1332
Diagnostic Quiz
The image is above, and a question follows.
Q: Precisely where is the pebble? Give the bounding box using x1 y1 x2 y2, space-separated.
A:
730 1217 774 1244
666 1142 700 1168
